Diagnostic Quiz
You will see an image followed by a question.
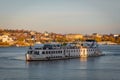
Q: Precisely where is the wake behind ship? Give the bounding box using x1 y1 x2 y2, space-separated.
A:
25 40 104 61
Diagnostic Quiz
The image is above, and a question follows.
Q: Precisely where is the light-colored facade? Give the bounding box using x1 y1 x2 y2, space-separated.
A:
66 34 83 40
0 35 13 43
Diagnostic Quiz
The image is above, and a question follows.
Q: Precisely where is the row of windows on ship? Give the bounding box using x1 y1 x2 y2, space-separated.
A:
34 47 80 50
45 55 82 59
30 49 96 55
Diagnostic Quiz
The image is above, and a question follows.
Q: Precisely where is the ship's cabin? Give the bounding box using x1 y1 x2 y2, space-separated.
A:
82 39 98 48
29 43 62 50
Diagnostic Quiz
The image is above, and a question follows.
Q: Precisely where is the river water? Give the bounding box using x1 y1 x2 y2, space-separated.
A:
0 45 120 80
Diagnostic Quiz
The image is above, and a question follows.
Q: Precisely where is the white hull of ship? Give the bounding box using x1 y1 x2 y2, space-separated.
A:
25 49 103 61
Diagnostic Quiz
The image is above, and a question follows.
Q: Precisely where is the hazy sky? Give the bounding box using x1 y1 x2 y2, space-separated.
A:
0 0 120 34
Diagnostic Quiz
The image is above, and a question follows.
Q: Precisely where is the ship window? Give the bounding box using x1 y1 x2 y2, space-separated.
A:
71 50 73 52
58 51 60 53
34 51 39 55
28 51 32 54
46 51 48 54
60 51 62 53
42 51 45 54
51 51 53 54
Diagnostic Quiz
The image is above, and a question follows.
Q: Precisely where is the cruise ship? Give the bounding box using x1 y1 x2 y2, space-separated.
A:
25 40 103 61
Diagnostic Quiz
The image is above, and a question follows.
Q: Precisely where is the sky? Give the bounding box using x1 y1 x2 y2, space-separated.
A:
0 0 120 34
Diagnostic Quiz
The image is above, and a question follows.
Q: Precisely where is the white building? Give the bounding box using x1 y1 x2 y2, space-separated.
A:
0 35 13 43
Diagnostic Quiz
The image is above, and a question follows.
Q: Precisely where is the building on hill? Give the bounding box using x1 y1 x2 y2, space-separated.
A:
0 35 13 43
92 33 102 38
66 34 83 41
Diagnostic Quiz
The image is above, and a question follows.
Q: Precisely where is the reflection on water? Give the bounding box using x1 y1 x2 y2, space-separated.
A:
80 57 87 62
26 59 71 67
26 58 88 68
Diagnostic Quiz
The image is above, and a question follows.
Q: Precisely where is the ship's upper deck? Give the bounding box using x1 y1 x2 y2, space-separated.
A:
29 39 98 50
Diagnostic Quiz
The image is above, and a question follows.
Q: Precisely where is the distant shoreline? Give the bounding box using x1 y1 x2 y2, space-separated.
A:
0 45 29 48
0 44 120 48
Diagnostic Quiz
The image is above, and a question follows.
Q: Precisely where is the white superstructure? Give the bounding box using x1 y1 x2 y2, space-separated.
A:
25 40 103 61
